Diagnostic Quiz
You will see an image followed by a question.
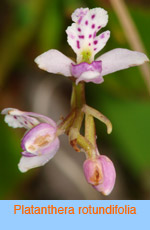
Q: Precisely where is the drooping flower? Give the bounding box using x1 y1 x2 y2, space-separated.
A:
83 154 116 195
35 7 149 85
1 108 60 172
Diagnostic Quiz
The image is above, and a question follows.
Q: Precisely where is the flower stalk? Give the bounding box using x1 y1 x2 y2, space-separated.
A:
85 113 97 149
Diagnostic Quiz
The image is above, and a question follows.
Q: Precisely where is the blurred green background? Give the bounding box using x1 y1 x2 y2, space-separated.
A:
0 0 150 200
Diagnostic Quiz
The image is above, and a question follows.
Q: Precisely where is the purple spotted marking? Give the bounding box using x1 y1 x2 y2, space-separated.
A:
77 9 88 24
78 16 83 24
92 24 95 29
77 40 80 49
89 34 92 38
88 43 91 46
78 28 81 32
85 20 88 25
93 31 96 38
100 33 105 39
94 48 97 51
78 35 84 39
14 116 17 119
91 14 95 19
94 40 98 45
98 26 101 29
70 34 75 39
24 121 27 124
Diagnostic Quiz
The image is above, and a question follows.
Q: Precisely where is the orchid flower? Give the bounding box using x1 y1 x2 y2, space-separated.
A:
35 7 149 85
1 108 60 172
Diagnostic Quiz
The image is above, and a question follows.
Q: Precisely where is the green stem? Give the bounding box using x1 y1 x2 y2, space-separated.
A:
69 82 85 141
72 82 85 108
71 84 76 109
69 82 97 158
85 113 96 147
57 109 75 136
76 134 94 157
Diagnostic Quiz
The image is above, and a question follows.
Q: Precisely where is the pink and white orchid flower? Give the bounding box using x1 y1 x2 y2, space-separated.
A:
1 108 59 172
35 7 149 85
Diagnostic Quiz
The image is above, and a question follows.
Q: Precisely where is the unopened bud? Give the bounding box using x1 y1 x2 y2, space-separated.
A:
83 157 103 186
83 155 116 195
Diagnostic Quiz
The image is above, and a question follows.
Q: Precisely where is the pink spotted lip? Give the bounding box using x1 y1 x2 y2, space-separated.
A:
66 8 110 63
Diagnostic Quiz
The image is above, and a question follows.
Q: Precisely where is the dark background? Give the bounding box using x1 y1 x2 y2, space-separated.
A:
0 0 150 200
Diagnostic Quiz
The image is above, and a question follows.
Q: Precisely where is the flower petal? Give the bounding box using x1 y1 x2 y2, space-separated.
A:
71 61 103 84
21 123 57 155
71 8 108 28
93 155 116 195
34 49 74 76
93 30 110 55
96 48 149 77
76 71 104 84
1 108 56 129
71 8 89 23
18 138 60 172
83 158 103 186
66 8 108 62
25 112 56 127
21 151 35 157
1 108 39 129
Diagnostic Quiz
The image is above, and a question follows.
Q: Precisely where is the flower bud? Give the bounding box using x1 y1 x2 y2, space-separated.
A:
83 155 116 195
83 157 103 186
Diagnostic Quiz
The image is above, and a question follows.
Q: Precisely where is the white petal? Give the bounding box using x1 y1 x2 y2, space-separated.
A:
2 108 23 116
89 8 108 28
96 48 149 76
1 108 57 129
34 49 74 76
4 115 24 128
71 8 89 22
93 30 110 55
1 108 39 129
18 138 60 172
25 112 56 128
71 8 108 27
66 23 81 58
